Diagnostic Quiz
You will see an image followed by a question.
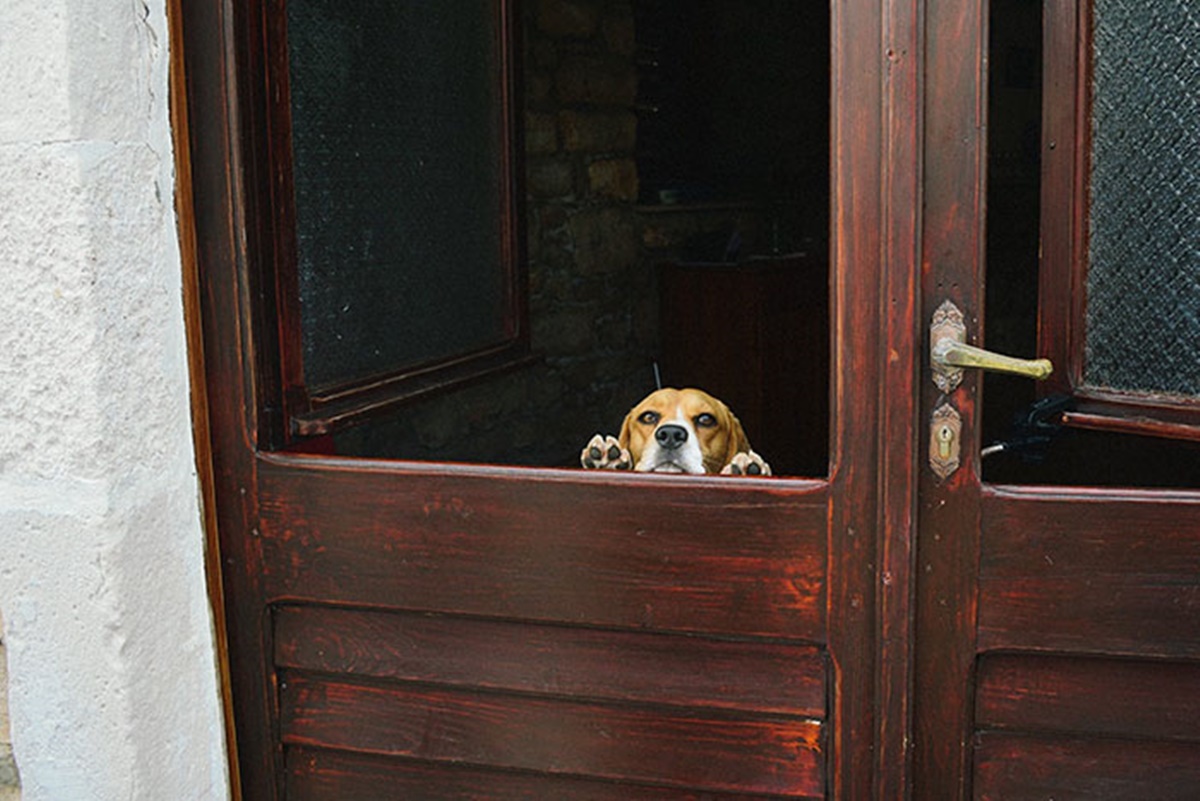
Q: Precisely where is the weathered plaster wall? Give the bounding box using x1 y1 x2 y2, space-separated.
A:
0 1 228 798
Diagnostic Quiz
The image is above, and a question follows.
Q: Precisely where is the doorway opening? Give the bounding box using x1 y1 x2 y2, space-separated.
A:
294 1 832 478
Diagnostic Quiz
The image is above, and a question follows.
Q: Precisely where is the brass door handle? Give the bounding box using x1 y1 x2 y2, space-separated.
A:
931 300 1053 392
933 340 1053 378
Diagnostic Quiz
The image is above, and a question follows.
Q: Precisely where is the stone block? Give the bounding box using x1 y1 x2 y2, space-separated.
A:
559 110 637 153
556 57 637 105
537 0 600 38
533 307 599 354
569 207 638 275
525 112 558 155
525 70 554 106
587 158 638 201
527 157 576 199
603 4 636 56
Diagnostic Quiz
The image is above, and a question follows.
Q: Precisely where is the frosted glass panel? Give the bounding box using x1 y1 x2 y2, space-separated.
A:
288 0 507 392
1084 0 1200 398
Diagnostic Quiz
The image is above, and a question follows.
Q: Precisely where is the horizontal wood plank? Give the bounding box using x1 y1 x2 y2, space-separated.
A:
275 606 826 717
286 747 815 800
280 674 824 796
977 575 1200 657
981 486 1200 577
259 456 828 640
979 487 1200 657
973 732 1200 801
976 653 1200 741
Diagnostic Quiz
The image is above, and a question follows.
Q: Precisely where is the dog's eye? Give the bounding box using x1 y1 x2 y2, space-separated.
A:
638 411 661 425
695 413 717 428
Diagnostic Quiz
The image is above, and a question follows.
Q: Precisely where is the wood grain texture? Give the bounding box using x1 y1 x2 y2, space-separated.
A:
912 0 988 796
1037 0 1086 398
973 732 1200 801
280 674 824 796
979 487 1200 657
285 747 810 801
976 653 1200 741
874 0 924 794
828 0 892 793
259 457 828 641
275 606 826 717
178 0 281 796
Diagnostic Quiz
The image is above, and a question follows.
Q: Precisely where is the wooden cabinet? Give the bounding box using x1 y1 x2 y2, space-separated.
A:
658 254 828 477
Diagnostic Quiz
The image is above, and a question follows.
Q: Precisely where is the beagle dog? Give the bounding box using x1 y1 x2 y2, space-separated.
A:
581 387 771 476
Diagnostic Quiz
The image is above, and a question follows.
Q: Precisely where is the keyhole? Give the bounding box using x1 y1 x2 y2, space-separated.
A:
937 425 954 458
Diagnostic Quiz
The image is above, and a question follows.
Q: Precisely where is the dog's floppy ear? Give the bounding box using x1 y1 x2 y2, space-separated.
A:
617 409 636 453
722 407 752 465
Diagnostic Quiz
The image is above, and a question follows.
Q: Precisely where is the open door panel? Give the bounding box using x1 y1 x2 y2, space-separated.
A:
915 1 1200 798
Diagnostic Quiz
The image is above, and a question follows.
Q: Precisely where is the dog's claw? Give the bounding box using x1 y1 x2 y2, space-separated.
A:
581 434 632 470
721 450 772 477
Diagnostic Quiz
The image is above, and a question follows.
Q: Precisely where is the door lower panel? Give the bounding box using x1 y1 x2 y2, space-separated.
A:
258 456 828 640
973 732 1200 801
970 487 1200 798
979 487 1200 658
285 746 813 800
260 457 831 796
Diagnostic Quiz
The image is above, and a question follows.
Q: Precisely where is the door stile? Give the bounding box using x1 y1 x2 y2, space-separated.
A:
912 0 987 797
829 0 922 797
828 0 882 797
178 1 282 798
876 0 925 798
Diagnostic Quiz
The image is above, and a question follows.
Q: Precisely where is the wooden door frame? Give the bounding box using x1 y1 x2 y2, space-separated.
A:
173 0 925 798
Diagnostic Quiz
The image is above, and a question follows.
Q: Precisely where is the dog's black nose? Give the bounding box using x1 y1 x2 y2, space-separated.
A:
655 424 688 450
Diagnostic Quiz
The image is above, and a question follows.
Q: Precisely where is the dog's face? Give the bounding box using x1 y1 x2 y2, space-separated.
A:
619 388 751 474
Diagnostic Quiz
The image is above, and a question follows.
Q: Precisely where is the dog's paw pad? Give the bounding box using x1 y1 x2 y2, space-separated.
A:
721 450 772 477
581 434 632 470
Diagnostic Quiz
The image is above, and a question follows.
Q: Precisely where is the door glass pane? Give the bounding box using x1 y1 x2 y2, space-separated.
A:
982 0 1200 488
1084 0 1200 398
288 0 508 392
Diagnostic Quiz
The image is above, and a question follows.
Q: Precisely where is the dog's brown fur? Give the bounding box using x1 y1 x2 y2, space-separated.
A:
581 388 771 476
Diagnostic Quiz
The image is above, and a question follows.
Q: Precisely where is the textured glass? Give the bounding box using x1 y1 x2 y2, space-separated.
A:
288 0 507 391
1084 0 1200 398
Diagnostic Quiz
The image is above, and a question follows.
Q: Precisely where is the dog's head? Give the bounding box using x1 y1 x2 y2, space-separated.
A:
618 387 751 475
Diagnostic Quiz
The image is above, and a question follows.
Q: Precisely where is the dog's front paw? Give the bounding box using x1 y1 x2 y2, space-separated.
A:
581 434 633 470
720 450 772 477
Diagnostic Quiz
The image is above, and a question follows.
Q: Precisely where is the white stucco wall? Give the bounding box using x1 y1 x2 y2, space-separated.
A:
0 1 229 799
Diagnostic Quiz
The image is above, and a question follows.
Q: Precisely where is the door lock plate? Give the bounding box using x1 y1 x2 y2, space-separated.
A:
930 402 962 479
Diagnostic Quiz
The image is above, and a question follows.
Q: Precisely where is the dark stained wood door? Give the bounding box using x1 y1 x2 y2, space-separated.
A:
912 1 1200 798
182 0 1200 798
178 1 906 799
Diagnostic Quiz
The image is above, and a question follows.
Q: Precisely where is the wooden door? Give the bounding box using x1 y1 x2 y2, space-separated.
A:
913 1 1200 798
177 1 907 799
